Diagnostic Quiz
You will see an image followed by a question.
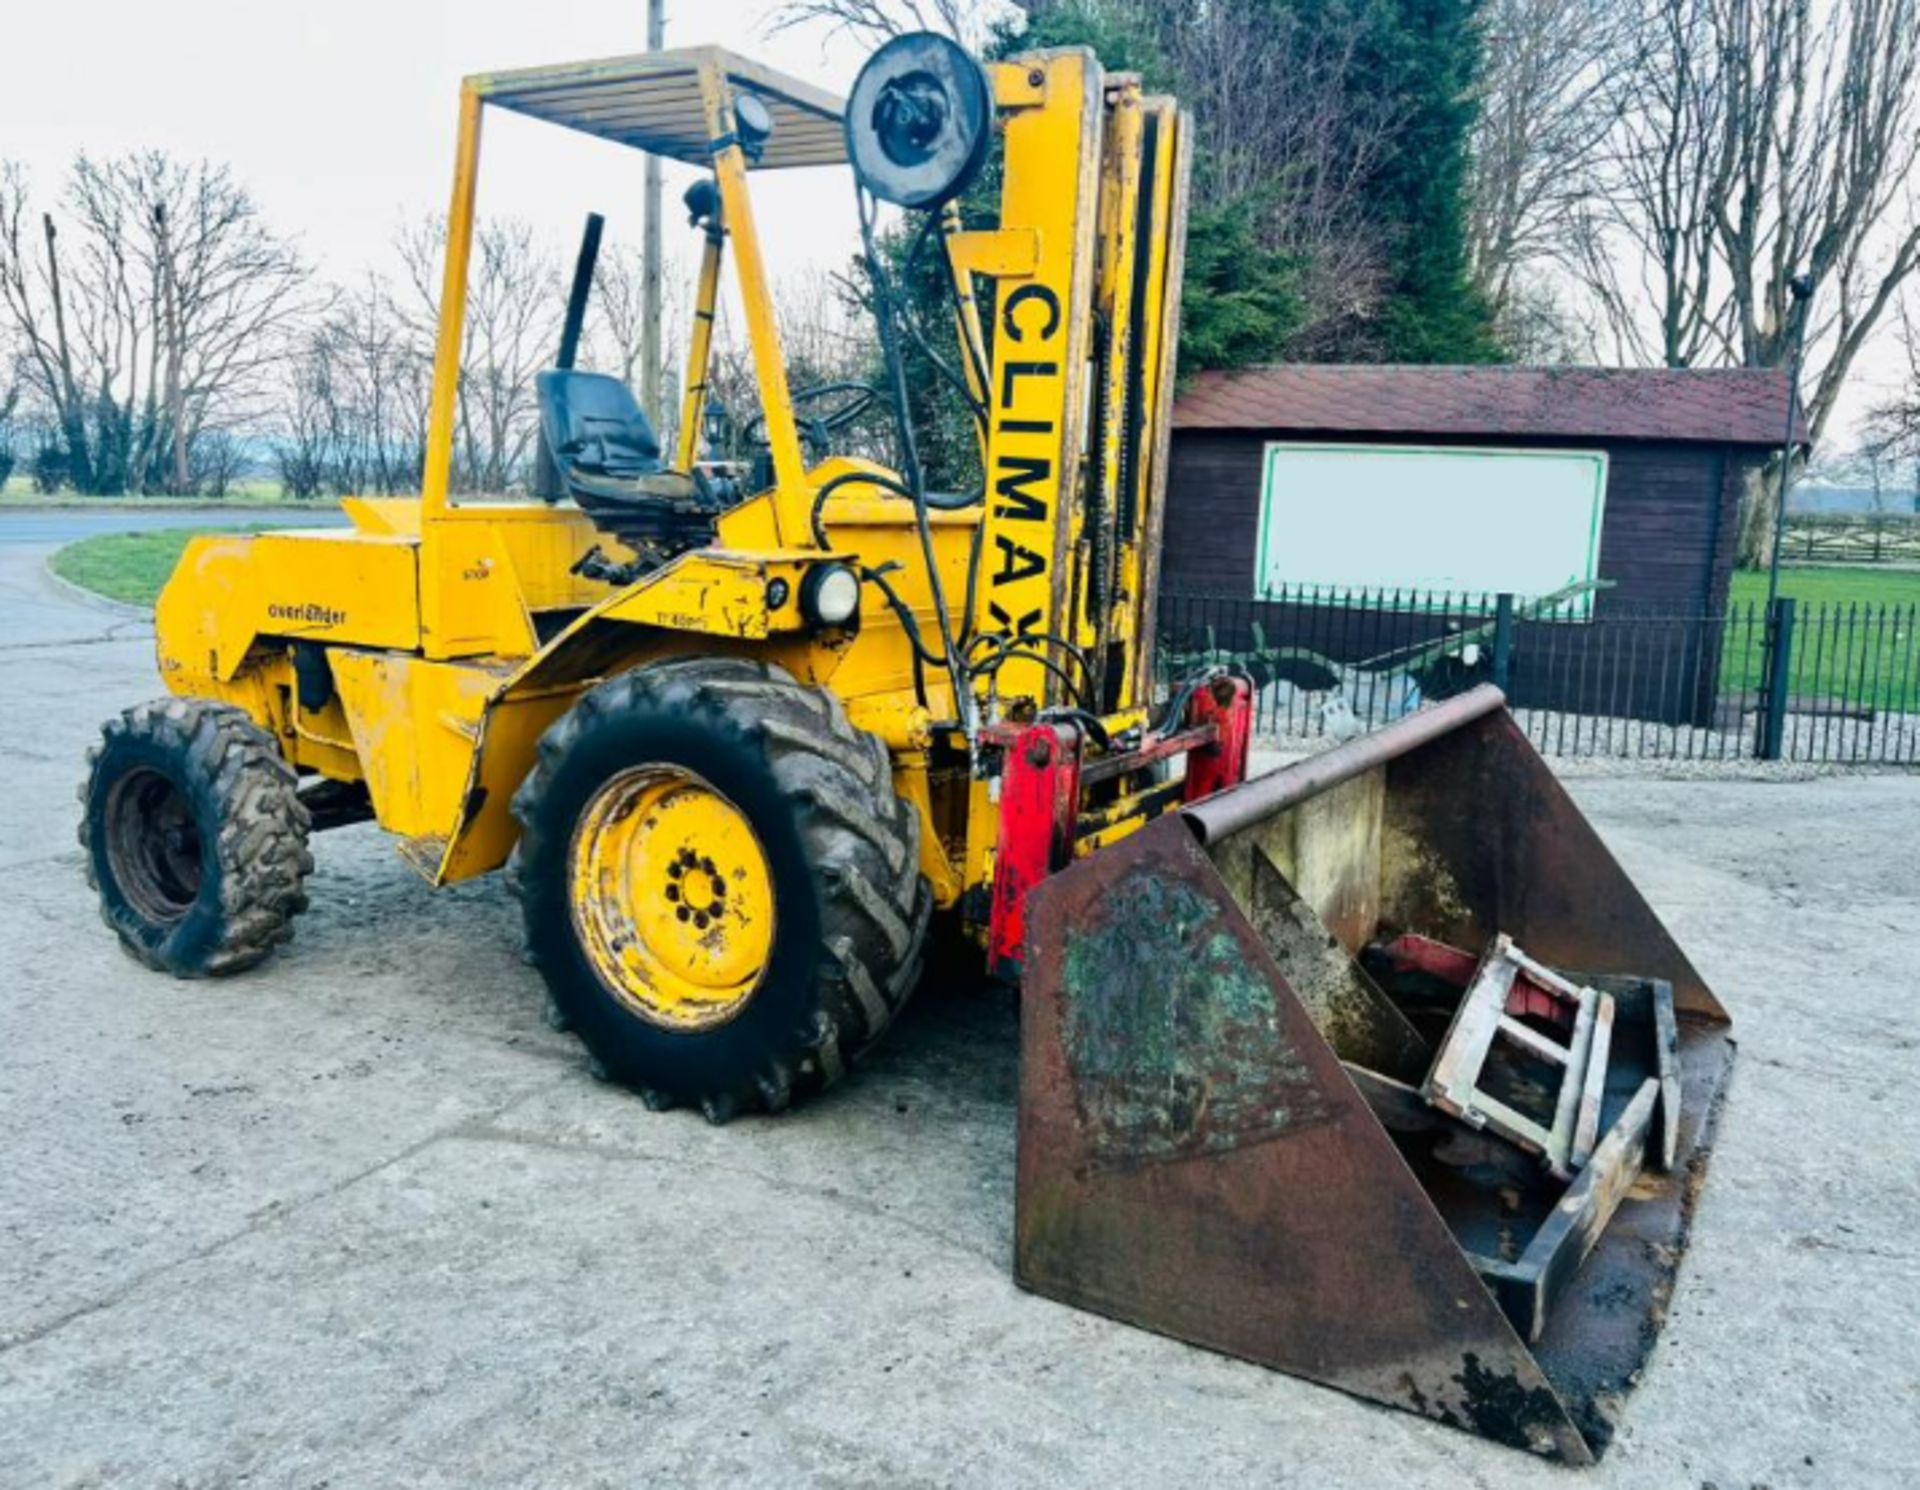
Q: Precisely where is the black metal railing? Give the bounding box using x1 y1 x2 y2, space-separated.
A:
1155 585 1920 766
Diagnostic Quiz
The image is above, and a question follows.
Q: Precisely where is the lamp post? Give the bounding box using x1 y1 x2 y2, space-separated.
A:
1756 272 1814 760
641 0 665 427
1764 273 1815 616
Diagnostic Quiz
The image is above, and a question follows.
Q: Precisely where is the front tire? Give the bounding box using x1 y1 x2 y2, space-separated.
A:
510 657 931 1121
80 698 313 976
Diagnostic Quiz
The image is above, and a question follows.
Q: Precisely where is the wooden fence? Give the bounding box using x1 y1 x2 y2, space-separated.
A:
1783 513 1920 565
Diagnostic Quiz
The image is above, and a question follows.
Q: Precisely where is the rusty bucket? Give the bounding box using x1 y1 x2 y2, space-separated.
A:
1015 685 1734 1464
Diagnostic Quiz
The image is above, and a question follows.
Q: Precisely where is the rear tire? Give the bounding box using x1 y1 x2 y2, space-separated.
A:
510 657 931 1120
80 698 313 976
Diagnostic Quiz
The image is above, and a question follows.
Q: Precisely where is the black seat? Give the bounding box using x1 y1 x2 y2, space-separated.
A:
537 369 664 479
535 370 720 554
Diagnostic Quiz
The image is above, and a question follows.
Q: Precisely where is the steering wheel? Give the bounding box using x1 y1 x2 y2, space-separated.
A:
742 382 880 450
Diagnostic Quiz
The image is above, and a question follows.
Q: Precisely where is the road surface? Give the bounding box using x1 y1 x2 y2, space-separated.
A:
0 505 345 548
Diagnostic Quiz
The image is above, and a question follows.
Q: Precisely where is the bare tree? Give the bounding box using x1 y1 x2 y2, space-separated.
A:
188 427 249 499
0 364 21 490
273 273 434 498
1491 271 1607 362
703 267 890 465
764 0 1013 49
1569 0 1920 442
1145 0 1401 356
588 242 692 445
0 153 311 495
396 217 562 494
272 344 331 499
1862 297 1920 507
1467 0 1629 331
1560 0 1728 367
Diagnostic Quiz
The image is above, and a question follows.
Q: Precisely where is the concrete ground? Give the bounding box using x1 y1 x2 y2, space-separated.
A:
2 518 1917 1489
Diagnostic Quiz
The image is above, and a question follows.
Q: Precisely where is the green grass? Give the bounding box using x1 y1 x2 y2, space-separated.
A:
1729 565 1920 609
1720 567 1920 711
49 527 261 607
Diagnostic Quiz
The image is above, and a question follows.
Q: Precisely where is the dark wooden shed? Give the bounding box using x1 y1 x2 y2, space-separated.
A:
1160 365 1805 723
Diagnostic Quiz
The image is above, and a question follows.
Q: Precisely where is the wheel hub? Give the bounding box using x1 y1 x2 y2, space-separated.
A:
569 765 775 1030
105 766 203 924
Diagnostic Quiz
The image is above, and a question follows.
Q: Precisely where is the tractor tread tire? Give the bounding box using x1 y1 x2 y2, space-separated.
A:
80 697 313 977
509 657 929 1118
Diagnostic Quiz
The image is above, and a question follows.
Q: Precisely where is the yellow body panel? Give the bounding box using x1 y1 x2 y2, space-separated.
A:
328 651 503 855
419 520 538 660
440 503 625 610
341 496 421 537
156 529 421 684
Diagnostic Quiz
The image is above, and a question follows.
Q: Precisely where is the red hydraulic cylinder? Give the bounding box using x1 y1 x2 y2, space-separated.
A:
988 723 1081 980
1182 675 1254 802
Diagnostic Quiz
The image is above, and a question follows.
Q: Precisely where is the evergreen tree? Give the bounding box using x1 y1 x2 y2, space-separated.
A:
1176 199 1305 375
996 6 1307 379
1295 0 1501 361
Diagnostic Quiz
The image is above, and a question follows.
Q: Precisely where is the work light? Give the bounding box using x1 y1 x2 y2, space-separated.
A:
802 563 861 627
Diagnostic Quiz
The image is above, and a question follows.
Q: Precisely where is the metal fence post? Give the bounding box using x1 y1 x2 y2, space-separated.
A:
1758 597 1797 761
1491 593 1514 693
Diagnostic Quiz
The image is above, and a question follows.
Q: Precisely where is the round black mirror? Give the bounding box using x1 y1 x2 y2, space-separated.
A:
845 32 992 210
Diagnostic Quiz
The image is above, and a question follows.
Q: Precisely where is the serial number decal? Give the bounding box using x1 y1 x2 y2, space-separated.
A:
267 602 347 627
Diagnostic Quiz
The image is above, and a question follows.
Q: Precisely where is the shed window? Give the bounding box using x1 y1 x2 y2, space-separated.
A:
1254 443 1608 613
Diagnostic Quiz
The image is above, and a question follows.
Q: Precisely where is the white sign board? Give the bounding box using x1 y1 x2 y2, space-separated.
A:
1254 443 1608 611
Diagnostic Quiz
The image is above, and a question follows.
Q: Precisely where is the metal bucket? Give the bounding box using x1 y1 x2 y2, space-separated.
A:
1015 685 1734 1464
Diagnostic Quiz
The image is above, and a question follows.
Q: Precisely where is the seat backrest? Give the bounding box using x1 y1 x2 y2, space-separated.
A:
535 370 663 479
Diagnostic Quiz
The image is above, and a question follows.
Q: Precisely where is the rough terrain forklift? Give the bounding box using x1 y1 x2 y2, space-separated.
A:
81 33 1734 1464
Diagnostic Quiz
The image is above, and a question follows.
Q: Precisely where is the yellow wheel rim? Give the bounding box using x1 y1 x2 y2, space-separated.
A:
568 764 776 1030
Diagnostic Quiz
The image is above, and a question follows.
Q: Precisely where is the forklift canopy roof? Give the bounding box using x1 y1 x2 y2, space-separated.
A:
470 47 848 171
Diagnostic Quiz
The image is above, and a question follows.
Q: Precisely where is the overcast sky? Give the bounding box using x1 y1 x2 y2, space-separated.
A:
1 0 1906 444
2 0 889 294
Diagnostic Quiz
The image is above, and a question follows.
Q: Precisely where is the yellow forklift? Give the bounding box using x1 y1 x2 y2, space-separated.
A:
80 34 1734 1463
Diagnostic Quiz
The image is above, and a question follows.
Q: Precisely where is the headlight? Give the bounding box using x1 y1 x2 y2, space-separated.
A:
801 563 861 627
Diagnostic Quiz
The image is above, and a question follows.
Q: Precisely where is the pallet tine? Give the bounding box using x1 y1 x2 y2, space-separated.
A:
1476 1078 1661 1343
1571 992 1616 1171
1652 980 1682 1171
1545 986 1598 1178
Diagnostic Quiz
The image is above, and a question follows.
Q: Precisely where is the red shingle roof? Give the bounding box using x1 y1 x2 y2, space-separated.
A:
1173 365 1804 447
